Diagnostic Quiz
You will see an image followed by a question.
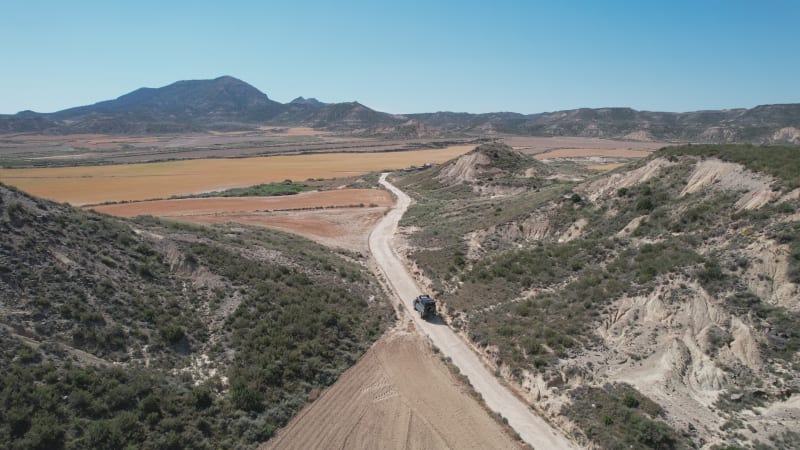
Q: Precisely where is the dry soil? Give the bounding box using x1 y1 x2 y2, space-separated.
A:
261 329 522 450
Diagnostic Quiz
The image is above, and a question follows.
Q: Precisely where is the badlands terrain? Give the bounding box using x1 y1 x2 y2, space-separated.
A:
1 76 799 449
395 142 800 449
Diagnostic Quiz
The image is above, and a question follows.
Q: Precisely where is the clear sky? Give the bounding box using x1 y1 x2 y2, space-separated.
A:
1 0 798 115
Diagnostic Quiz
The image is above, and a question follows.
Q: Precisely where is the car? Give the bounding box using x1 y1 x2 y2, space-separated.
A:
413 294 436 319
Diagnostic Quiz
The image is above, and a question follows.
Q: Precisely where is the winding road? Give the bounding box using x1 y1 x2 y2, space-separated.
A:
369 173 576 450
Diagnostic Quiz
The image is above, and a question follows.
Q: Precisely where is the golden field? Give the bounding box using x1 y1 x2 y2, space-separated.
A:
0 145 473 205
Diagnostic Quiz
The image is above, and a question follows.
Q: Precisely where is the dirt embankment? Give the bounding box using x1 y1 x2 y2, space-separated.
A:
261 330 521 450
578 157 676 202
680 158 779 210
436 151 490 185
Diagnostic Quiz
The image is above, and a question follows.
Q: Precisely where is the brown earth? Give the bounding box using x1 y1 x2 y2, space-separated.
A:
261 328 521 450
89 190 393 252
171 208 387 253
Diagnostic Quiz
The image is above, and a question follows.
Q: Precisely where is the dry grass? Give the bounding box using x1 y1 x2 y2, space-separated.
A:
0 146 473 205
533 148 653 160
0 134 166 150
89 189 393 216
257 126 330 136
587 163 626 171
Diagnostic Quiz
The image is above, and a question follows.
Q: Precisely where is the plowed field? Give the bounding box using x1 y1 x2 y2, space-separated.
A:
90 189 393 252
261 330 520 450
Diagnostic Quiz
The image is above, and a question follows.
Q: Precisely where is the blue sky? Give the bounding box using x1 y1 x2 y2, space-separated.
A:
1 1 798 114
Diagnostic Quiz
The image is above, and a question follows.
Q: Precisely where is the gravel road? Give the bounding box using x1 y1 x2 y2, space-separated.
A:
370 173 576 450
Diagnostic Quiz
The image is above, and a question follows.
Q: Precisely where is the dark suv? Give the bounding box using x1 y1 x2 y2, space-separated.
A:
413 294 436 319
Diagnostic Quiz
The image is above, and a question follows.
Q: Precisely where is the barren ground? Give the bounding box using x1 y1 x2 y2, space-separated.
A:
90 190 393 252
261 329 521 450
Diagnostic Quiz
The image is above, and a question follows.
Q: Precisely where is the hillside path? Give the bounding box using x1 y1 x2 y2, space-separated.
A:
370 173 576 450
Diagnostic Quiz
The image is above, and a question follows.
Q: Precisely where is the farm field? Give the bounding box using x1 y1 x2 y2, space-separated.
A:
504 135 667 152
90 190 393 252
0 130 480 166
0 145 473 205
90 189 393 216
181 208 388 252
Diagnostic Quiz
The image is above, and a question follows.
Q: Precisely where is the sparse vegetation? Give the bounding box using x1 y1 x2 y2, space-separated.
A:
0 183 391 449
395 143 800 447
565 384 687 449
658 144 800 189
175 180 315 198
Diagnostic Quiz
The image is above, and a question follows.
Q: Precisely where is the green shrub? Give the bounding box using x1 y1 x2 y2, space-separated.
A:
657 144 800 190
565 384 682 449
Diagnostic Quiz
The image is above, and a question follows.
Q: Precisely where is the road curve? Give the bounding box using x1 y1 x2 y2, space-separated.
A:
369 173 576 450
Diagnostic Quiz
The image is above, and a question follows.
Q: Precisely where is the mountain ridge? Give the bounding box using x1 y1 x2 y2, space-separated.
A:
0 76 798 143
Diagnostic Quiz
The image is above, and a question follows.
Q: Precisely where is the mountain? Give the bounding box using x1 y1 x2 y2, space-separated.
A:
46 76 285 133
408 105 800 144
0 76 797 143
270 101 404 130
0 76 402 134
55 75 283 121
289 96 325 107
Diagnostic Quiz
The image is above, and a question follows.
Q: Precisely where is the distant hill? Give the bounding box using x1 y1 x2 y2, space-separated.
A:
0 76 797 143
0 76 402 134
289 96 325 107
270 101 404 130
39 76 285 133
408 105 800 144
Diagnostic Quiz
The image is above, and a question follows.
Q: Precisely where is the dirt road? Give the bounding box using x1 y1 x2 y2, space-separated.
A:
371 173 576 450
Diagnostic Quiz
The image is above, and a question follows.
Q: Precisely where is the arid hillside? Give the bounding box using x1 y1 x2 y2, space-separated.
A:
395 143 800 449
0 184 392 449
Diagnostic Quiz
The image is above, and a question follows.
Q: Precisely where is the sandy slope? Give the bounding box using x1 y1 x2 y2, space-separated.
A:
261 330 520 450
371 174 576 449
